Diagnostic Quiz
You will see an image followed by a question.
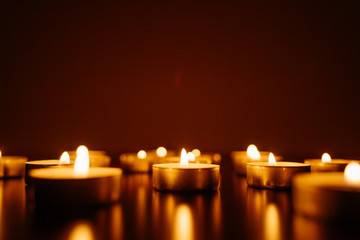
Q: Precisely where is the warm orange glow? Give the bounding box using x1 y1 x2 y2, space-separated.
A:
264 204 281 240
68 222 94 240
74 145 89 175
173 205 194 240
187 152 195 161
268 153 276 165
0 151 1 159
192 149 201 157
59 151 70 165
156 147 167 157
321 153 331 163
180 148 188 166
213 153 221 162
137 150 147 159
345 162 360 183
247 144 261 159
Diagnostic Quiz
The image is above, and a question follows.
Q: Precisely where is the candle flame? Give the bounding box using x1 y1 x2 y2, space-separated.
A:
187 152 195 161
268 153 276 165
247 144 261 159
156 147 167 157
345 162 360 183
59 151 70 165
137 150 147 159
321 153 331 163
0 151 2 159
180 148 188 166
192 149 201 157
74 145 89 175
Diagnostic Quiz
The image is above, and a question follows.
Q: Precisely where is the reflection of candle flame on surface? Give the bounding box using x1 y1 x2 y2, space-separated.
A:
180 148 188 166
269 153 276 166
156 147 167 157
247 144 261 159
110 204 123 240
68 222 94 240
137 150 147 159
59 151 70 165
192 149 201 157
345 162 360 183
321 153 331 163
173 205 194 240
74 145 89 175
264 204 281 240
187 152 195 161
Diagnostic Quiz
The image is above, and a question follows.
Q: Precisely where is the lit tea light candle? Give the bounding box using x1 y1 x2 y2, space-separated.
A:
157 149 221 164
293 162 360 219
231 144 283 175
152 148 220 192
120 147 175 173
246 153 310 189
304 153 358 172
25 152 71 184
29 145 122 206
0 151 27 178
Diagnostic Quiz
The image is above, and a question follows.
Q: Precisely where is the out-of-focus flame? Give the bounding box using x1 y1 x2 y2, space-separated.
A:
0 151 1 159
321 153 331 163
156 147 167 157
247 144 261 159
268 153 276 165
59 151 70 165
74 145 89 175
192 149 201 157
180 148 188 166
345 162 360 183
187 152 195 161
137 150 147 159
68 222 94 240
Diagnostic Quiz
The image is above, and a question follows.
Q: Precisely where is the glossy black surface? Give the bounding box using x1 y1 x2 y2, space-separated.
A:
1 158 359 240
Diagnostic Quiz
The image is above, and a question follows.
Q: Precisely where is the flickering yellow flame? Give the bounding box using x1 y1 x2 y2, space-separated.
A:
247 144 261 159
268 153 276 165
187 152 195 161
321 153 331 163
137 150 147 159
345 162 360 183
0 151 1 159
59 151 70 165
156 147 167 157
192 149 201 157
74 145 89 174
180 148 188 166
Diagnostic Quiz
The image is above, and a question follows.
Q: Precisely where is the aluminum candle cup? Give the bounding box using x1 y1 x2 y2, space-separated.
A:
231 151 283 175
152 163 220 192
29 167 122 206
293 172 360 219
0 156 27 178
246 162 310 189
25 160 73 184
120 153 153 172
304 159 357 172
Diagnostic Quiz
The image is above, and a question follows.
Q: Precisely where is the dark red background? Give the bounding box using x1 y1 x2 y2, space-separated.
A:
1 1 360 159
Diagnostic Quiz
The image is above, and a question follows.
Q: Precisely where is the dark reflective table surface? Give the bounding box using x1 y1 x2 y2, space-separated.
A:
1 157 359 240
